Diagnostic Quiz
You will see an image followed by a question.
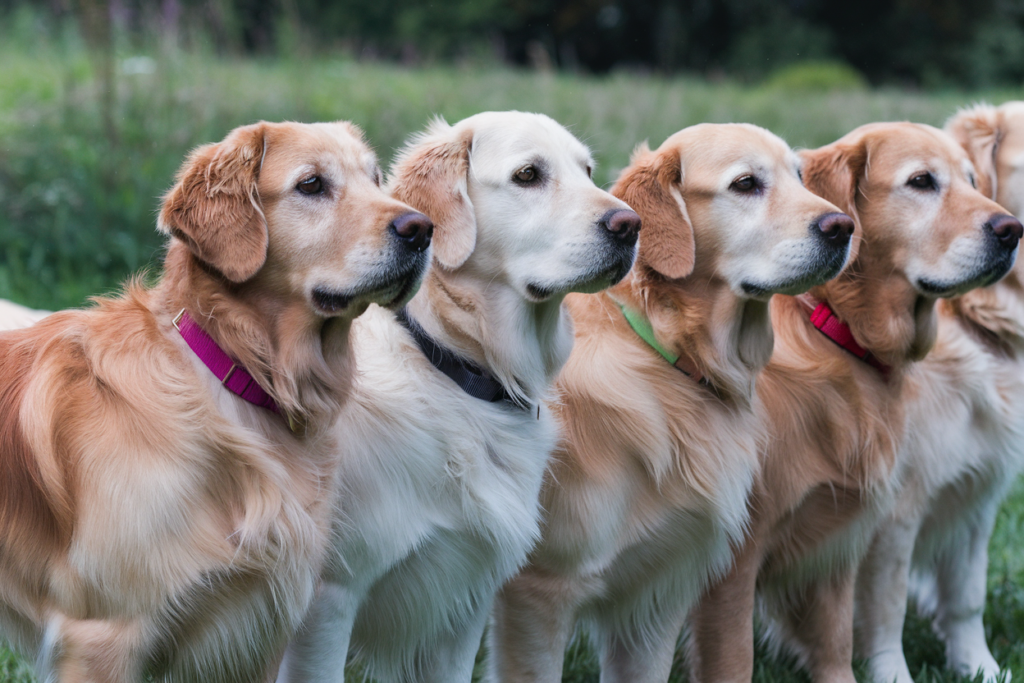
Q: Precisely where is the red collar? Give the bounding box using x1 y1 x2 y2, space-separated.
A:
173 309 281 415
805 299 891 377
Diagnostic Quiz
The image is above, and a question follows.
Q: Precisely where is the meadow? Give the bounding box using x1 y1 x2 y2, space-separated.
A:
2 17 1024 683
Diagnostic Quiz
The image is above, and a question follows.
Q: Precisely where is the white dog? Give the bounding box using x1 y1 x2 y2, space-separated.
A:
856 102 1024 683
0 299 48 331
276 112 640 682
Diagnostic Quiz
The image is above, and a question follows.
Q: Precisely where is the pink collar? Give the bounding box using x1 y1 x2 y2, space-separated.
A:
807 299 891 377
173 309 281 414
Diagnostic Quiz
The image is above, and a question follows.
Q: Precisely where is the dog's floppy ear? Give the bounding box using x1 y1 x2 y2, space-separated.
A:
799 138 868 223
945 104 1001 200
612 144 695 280
158 122 268 283
389 119 476 270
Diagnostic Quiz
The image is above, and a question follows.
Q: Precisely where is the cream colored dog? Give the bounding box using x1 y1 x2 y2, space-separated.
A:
0 121 430 682
488 123 853 683
276 112 640 683
856 102 1024 683
688 122 1020 683
0 299 48 331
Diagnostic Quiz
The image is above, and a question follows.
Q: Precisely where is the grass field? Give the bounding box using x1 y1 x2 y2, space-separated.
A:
2 19 1024 682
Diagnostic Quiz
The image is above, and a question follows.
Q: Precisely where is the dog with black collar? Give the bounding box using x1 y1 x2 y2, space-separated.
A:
276 111 640 683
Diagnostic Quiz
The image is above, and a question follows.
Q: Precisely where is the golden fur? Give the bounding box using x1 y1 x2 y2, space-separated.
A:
0 121 429 682
854 102 1024 683
489 123 851 683
688 122 1018 683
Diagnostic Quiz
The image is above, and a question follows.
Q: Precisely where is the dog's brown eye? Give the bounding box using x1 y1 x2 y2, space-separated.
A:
297 176 323 195
907 172 936 190
586 165 593 179
514 166 538 184
730 175 759 193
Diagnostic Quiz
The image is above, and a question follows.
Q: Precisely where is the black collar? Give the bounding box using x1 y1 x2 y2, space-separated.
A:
395 308 530 411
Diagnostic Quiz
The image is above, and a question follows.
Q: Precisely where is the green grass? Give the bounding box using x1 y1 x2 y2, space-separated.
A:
2 25 1024 683
3 24 1024 311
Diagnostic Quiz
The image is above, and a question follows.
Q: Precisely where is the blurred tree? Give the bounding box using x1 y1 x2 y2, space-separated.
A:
72 0 117 142
5 0 1024 86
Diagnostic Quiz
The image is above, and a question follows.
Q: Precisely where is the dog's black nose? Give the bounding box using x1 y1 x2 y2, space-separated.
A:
988 213 1023 250
813 212 855 243
600 209 641 245
390 212 433 253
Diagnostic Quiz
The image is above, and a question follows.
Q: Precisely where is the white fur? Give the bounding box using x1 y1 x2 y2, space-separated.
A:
277 112 636 682
0 299 48 331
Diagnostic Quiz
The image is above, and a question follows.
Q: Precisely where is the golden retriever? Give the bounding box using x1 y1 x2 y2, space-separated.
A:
0 121 431 682
487 123 853 683
276 112 640 683
855 103 1024 683
687 122 1020 683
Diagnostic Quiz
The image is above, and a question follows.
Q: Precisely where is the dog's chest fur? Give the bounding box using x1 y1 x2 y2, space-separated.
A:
2 299 337 683
531 323 763 635
903 311 1024 562
323 306 558 669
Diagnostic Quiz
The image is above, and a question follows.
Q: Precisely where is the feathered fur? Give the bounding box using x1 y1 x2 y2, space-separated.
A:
688 122 1019 683
855 102 1024 683
489 123 852 683
0 120 428 682
277 111 639 683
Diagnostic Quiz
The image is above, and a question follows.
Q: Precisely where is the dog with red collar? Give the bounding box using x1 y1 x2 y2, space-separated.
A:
688 121 1020 683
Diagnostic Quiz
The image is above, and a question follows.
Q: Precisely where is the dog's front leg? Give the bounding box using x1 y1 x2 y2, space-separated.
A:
417 593 493 683
854 511 919 683
784 571 858 683
486 573 577 683
686 536 760 683
39 615 146 683
932 498 1004 683
276 581 359 683
593 605 687 683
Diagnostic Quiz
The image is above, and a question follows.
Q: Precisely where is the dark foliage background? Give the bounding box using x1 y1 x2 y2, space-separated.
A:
5 0 1024 87
2 0 1024 311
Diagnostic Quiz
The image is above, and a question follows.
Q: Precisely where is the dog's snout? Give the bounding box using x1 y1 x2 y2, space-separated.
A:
600 209 642 246
813 212 855 244
390 212 434 253
987 214 1023 251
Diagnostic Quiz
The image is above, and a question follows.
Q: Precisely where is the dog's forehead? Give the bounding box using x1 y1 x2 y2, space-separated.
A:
671 123 796 177
465 112 592 168
264 121 376 171
1001 101 1024 122
867 124 966 175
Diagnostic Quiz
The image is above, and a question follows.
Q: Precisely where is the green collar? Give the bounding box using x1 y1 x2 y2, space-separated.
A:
617 302 679 365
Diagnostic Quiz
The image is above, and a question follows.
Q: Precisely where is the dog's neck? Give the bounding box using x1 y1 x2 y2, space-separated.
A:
808 259 936 375
609 269 772 407
157 245 354 432
405 266 573 406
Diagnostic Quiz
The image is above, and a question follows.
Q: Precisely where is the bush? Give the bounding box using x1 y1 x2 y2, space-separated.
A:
762 60 869 92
